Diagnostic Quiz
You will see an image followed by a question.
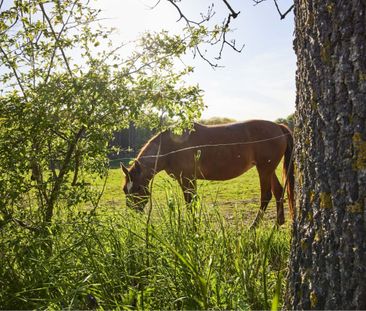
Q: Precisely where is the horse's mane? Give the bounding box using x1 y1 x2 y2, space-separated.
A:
134 123 200 162
135 131 164 161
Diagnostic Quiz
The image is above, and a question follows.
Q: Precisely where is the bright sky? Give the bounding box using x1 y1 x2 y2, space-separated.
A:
1 0 295 121
95 0 296 122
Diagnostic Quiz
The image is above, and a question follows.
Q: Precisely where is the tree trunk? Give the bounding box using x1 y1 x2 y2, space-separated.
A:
287 0 366 309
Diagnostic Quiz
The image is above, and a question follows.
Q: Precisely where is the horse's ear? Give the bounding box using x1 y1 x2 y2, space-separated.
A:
135 161 142 174
120 163 130 177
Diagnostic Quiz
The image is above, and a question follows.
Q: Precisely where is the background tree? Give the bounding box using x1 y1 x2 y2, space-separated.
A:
199 116 237 125
275 113 294 131
0 0 203 231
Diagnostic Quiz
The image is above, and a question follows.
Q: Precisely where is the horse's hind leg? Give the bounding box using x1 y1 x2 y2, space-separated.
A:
250 167 272 229
271 173 285 225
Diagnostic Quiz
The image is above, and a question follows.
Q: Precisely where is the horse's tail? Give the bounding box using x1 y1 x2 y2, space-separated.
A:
279 124 295 219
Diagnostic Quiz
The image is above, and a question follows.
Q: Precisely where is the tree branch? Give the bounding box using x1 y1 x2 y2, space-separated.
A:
166 0 242 67
39 2 74 78
13 218 40 233
0 46 27 99
222 0 240 18
273 0 294 20
253 0 294 20
45 126 85 224
0 7 19 36
44 1 78 84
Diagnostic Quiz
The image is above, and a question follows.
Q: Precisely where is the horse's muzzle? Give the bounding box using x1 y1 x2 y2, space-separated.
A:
126 195 149 212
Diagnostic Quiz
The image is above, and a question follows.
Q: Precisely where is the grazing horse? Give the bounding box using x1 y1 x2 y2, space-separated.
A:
121 120 294 227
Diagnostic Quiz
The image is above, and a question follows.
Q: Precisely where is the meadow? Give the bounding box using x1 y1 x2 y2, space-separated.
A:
0 167 292 310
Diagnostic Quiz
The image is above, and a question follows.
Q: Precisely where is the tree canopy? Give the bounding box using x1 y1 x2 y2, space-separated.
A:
0 0 204 228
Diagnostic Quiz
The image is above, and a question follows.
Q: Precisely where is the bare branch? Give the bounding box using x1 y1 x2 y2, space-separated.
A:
252 0 267 4
222 0 240 18
144 0 162 10
215 7 244 61
273 0 294 20
167 0 210 25
253 0 294 20
166 0 242 67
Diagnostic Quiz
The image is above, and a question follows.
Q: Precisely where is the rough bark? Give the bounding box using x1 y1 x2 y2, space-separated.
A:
287 0 366 309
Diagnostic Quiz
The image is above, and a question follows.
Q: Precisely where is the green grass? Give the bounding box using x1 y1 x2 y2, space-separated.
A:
99 166 288 226
0 167 292 310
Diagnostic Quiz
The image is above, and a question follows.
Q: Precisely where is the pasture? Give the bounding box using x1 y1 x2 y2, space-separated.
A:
1 166 291 310
101 166 287 225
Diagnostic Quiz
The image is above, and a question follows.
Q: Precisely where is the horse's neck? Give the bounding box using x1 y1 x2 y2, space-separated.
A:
138 134 166 174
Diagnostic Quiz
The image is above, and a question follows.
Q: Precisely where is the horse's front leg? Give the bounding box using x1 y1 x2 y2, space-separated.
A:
179 176 197 204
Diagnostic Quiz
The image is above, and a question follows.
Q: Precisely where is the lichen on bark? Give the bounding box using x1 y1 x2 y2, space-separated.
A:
287 0 366 309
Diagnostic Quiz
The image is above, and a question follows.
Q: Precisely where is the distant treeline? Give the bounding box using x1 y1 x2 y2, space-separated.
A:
275 113 294 131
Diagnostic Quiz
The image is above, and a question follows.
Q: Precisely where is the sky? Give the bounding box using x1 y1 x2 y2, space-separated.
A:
0 0 296 121
94 0 296 122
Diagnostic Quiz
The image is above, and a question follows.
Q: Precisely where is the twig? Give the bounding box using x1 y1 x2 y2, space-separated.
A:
0 46 27 99
216 10 244 60
0 7 19 36
166 0 243 67
13 218 40 233
145 0 161 10
90 169 109 214
273 0 294 20
43 1 78 83
253 0 294 20
39 2 74 78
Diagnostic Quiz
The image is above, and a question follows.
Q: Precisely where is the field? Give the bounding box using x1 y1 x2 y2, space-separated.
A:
101 166 287 225
1 167 292 310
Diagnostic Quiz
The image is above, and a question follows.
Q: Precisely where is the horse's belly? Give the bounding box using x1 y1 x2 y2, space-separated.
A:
198 159 254 181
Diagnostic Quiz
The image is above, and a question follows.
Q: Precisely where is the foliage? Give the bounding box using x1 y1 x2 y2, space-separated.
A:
275 113 294 131
200 116 237 125
0 1 292 309
0 0 204 230
0 180 290 310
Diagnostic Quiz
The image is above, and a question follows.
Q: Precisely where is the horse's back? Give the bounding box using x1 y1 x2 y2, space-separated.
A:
163 120 288 180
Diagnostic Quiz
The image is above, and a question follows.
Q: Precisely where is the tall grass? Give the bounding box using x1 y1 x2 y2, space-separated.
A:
0 185 290 310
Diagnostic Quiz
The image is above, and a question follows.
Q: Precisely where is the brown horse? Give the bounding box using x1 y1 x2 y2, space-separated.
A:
121 120 294 227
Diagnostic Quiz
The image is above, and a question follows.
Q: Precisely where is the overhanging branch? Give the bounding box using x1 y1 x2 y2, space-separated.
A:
166 0 242 67
253 0 294 20
273 0 294 20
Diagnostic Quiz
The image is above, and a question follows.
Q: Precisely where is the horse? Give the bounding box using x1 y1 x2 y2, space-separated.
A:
121 120 294 227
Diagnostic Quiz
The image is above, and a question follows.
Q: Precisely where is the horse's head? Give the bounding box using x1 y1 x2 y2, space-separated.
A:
121 161 150 211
